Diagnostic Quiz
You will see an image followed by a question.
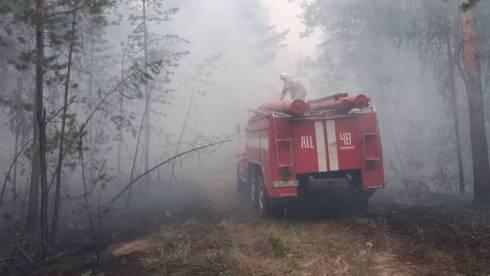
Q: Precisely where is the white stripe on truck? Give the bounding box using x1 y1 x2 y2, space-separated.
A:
314 121 328 172
326 120 339 171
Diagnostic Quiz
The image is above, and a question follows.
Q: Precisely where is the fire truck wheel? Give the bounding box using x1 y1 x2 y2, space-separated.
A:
248 167 258 205
257 173 276 218
250 178 258 205
236 164 247 196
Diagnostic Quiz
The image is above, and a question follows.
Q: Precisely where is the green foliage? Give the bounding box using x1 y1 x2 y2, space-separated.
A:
81 270 104 276
300 0 490 95
299 0 490 189
268 234 287 257
461 0 481 11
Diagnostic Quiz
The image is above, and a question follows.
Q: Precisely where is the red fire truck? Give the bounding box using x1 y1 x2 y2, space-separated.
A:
236 94 384 217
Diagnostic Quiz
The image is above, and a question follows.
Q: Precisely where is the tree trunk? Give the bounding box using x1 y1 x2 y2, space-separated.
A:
168 89 196 187
51 11 76 244
445 34 465 194
142 0 151 188
25 144 39 233
87 16 97 187
117 95 123 177
118 41 128 180
11 76 24 201
34 0 49 257
13 120 19 201
462 4 490 203
126 109 146 208
25 150 38 233
25 2 44 235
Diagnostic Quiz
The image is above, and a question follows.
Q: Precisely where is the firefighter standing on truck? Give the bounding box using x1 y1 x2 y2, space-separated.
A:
279 73 307 101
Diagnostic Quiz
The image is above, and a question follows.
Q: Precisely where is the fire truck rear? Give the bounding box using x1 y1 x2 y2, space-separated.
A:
237 94 384 217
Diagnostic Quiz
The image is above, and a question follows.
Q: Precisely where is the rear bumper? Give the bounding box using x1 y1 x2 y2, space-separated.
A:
269 186 297 198
268 170 383 199
306 176 350 191
268 196 297 206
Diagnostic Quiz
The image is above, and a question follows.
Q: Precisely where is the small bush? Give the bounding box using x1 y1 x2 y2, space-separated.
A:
268 234 287 257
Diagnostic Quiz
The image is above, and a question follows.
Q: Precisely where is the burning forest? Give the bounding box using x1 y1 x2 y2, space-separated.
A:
1 0 490 275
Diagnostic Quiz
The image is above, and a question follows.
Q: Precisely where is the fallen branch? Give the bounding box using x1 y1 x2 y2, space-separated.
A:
108 138 233 206
14 240 34 264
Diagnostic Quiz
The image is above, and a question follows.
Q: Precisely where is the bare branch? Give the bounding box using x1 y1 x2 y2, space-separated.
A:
108 138 233 206
78 63 150 135
45 96 77 125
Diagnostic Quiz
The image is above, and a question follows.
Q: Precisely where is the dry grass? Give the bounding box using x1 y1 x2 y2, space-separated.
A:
10 174 490 276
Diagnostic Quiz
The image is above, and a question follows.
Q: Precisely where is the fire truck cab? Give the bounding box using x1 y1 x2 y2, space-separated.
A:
237 94 384 217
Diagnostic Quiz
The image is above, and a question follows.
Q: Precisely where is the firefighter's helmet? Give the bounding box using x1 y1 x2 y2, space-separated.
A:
280 73 289 81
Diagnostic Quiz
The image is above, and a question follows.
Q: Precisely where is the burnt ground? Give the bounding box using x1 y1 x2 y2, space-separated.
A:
2 169 490 276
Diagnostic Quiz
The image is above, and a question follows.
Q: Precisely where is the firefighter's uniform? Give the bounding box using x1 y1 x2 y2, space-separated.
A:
280 77 307 101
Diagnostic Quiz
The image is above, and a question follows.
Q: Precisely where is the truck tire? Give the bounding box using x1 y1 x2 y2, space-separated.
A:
250 179 258 205
256 172 282 218
249 168 258 205
236 164 247 196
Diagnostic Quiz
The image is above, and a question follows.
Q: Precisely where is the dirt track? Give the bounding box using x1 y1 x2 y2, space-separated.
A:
30 169 490 275
197 172 490 276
